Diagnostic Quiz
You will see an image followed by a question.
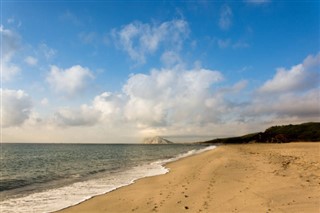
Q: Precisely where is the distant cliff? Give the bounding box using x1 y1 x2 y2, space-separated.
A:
143 136 174 144
201 122 320 144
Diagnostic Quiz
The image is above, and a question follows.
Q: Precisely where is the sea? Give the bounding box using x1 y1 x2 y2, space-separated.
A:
0 143 215 213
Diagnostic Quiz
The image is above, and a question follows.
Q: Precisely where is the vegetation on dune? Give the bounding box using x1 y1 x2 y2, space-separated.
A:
202 122 320 144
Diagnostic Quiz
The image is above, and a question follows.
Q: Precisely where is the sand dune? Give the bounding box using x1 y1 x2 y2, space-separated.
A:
57 142 320 213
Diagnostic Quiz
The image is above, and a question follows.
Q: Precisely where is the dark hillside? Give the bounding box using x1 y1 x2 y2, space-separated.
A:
202 122 320 144
262 122 320 142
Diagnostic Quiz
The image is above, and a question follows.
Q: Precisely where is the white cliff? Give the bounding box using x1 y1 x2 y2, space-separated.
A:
143 136 173 144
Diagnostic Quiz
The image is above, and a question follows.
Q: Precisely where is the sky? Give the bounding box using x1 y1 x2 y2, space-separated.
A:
1 0 319 143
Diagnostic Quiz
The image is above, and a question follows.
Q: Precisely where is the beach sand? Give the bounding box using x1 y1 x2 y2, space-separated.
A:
57 142 320 213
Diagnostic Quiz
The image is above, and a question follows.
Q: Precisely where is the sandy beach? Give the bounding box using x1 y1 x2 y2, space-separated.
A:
57 142 320 213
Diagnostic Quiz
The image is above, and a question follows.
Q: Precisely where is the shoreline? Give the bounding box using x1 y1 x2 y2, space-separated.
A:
1 144 210 213
57 142 320 213
53 144 217 212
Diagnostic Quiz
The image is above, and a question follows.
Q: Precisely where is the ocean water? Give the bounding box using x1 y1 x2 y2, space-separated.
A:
0 143 215 213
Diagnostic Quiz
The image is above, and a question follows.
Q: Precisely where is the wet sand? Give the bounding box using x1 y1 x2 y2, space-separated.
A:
57 142 320 213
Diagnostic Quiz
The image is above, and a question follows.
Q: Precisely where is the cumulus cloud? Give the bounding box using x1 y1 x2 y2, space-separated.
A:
92 92 124 120
50 92 125 128
219 5 233 30
239 53 320 123
1 89 32 127
46 65 94 97
123 67 223 127
258 53 320 94
112 19 189 64
48 65 226 131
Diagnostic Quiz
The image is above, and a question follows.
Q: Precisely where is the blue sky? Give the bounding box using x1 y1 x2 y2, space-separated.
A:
1 0 319 143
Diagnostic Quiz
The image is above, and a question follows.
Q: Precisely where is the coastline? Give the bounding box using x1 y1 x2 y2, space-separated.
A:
57 142 320 213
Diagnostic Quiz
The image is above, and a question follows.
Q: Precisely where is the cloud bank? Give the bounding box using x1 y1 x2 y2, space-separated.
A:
45 53 319 138
3 52 318 142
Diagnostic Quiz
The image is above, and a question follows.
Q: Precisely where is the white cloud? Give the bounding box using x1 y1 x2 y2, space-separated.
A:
0 25 21 81
49 92 125 127
112 19 189 64
219 5 233 30
238 53 320 123
123 67 224 127
93 92 124 117
2 61 20 81
1 89 32 127
243 89 319 121
24 56 38 66
46 65 94 97
259 53 320 94
267 90 319 118
0 25 20 61
46 65 225 132
53 105 101 127
3 52 318 142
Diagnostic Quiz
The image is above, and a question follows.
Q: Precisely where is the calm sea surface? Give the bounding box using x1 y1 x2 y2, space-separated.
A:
0 143 214 213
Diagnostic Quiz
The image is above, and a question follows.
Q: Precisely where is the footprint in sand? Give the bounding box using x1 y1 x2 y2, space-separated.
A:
152 205 158 212
131 207 139 212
